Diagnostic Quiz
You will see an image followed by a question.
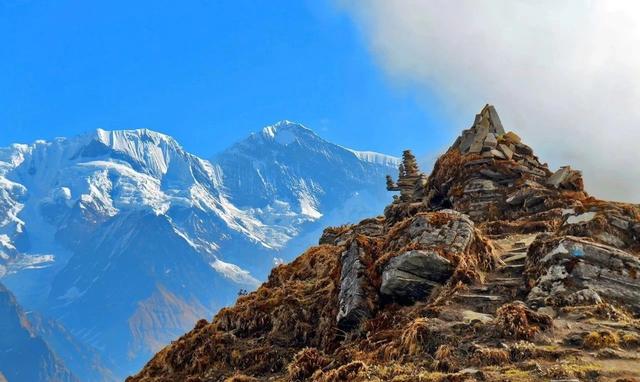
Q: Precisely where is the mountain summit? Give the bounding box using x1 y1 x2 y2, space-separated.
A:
130 105 640 382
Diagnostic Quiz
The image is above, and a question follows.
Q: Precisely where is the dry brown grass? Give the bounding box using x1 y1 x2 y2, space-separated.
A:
621 332 640 349
223 375 259 382
494 302 553 340
544 362 601 381
471 347 510 366
128 245 344 381
583 331 620 350
286 348 330 381
314 361 366 382
508 341 563 362
562 303 636 323
434 344 458 372
400 318 436 356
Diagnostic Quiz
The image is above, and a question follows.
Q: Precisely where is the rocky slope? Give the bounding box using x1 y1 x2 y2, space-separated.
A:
129 105 640 382
0 123 397 378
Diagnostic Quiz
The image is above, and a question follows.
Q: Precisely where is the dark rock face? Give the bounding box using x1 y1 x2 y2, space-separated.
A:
337 241 371 329
380 250 454 301
525 235 640 313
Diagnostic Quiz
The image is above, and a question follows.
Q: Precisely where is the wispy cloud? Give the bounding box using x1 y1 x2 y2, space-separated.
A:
340 0 640 202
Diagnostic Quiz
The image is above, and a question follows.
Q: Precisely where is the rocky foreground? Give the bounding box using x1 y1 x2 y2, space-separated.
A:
128 106 640 382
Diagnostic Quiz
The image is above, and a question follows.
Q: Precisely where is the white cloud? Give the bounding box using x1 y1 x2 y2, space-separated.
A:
341 0 640 202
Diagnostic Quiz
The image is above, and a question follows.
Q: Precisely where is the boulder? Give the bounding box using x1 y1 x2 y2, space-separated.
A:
380 250 454 302
411 210 476 254
380 210 477 302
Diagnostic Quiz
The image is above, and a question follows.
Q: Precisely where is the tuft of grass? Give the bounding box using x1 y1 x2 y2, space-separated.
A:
583 331 620 350
286 348 330 381
400 318 437 356
471 347 510 366
544 362 601 380
494 302 553 340
621 332 640 349
314 361 366 382
434 344 458 372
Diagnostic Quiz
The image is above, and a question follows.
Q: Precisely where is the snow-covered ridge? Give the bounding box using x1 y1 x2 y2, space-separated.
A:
1 124 398 275
348 149 400 167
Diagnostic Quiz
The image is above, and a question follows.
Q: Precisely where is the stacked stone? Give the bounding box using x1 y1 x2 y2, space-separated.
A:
386 150 423 202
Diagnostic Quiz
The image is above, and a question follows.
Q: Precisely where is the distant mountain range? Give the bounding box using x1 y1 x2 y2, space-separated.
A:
0 282 78 382
0 121 398 379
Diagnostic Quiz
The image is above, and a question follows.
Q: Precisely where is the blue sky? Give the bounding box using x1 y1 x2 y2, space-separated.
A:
0 0 453 158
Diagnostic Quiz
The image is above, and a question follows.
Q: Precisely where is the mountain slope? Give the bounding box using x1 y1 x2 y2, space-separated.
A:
0 123 398 378
129 105 640 382
0 282 78 382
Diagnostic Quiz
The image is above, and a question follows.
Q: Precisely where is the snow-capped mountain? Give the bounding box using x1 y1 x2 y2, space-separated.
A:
0 122 398 378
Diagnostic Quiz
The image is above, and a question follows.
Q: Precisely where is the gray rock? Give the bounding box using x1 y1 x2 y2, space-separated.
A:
486 105 505 135
515 143 534 156
498 143 514 160
337 241 370 329
490 149 506 159
526 236 640 313
484 133 498 148
459 130 476 153
547 166 571 188
380 250 454 301
413 210 475 254
464 179 497 193
469 125 489 154
609 215 630 230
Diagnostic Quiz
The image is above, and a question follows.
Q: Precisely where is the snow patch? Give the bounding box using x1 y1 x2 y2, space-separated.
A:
210 259 259 287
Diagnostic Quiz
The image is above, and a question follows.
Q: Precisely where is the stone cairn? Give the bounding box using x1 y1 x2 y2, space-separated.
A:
386 150 425 202
386 104 585 221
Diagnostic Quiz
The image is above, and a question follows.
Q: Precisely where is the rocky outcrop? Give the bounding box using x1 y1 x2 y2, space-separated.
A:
525 235 640 313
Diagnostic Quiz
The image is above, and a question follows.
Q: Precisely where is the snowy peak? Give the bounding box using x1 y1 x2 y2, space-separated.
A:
78 128 187 178
259 121 317 146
